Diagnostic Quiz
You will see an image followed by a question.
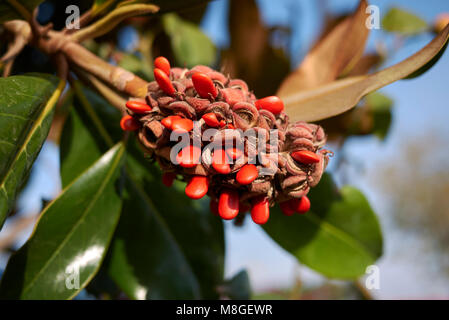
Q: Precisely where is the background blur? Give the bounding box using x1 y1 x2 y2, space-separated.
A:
1 0 449 299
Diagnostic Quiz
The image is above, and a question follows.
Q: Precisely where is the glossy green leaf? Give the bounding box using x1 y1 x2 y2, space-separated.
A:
0 0 42 23
107 166 201 299
0 143 125 299
281 24 449 122
127 157 225 299
162 13 216 68
60 87 208 299
0 74 64 230
263 174 383 279
382 7 428 35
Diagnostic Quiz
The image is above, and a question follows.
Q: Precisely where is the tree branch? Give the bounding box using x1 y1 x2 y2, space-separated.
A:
70 4 159 43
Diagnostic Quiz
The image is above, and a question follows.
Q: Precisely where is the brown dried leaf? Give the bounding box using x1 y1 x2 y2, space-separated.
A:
277 0 369 95
283 24 449 122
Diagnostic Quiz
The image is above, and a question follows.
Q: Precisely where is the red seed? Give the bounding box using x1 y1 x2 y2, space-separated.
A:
154 56 170 76
292 196 311 214
161 115 182 130
162 172 176 187
251 196 270 225
225 147 243 161
280 200 296 216
154 68 175 95
125 100 152 114
120 115 140 131
171 118 194 133
185 176 209 200
202 113 220 127
210 199 219 216
236 164 258 185
192 72 218 99
291 150 320 164
218 189 240 220
212 149 231 174
176 145 201 168
255 96 284 114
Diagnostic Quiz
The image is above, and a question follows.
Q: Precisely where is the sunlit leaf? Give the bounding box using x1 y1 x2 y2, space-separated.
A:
162 13 216 68
0 143 125 299
263 174 383 279
382 7 428 35
0 74 64 230
277 0 370 95
282 24 449 122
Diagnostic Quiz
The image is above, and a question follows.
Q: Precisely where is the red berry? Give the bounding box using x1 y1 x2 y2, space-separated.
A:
171 118 194 133
185 176 209 200
218 189 239 220
154 68 175 95
154 56 170 76
251 196 270 225
161 115 182 130
291 196 311 214
162 172 176 187
212 149 231 174
255 96 284 114
291 150 320 164
280 200 296 216
236 164 258 185
192 72 218 99
125 100 152 114
176 145 201 168
227 123 235 129
210 199 219 216
219 120 226 127
202 113 220 127
225 147 243 161
120 115 140 131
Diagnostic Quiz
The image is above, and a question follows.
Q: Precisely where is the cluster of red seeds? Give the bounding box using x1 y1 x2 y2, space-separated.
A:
120 57 331 225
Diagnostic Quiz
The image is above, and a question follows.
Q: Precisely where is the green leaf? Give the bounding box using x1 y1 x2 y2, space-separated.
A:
107 166 201 299
281 24 449 122
0 0 42 23
162 13 216 68
60 86 209 299
0 74 64 230
126 157 225 299
382 7 428 35
218 270 251 300
0 143 125 299
263 174 383 279
365 92 393 139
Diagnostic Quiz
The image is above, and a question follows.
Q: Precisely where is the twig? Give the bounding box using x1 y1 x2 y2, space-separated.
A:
62 41 148 98
1 20 32 63
70 4 159 43
74 67 127 113
6 0 31 21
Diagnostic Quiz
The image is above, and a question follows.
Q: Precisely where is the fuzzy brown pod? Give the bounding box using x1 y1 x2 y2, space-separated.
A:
121 57 332 225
